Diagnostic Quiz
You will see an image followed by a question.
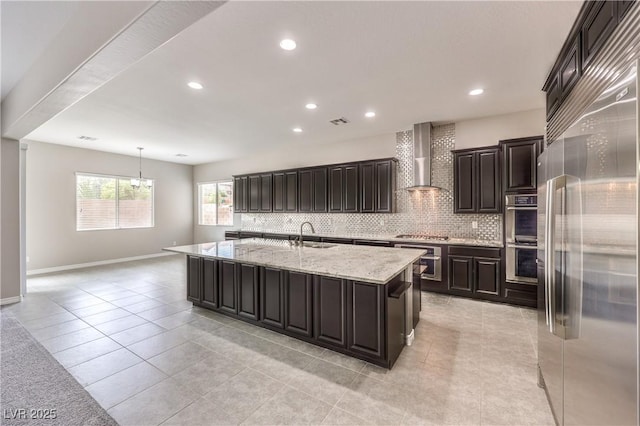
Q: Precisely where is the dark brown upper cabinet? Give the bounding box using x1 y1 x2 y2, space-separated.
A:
360 159 397 213
500 136 543 194
233 176 248 213
453 146 501 214
298 167 327 213
259 174 272 212
544 0 632 121
298 169 313 212
248 175 260 212
329 164 359 213
312 168 328 212
272 171 297 213
582 1 618 69
233 157 396 214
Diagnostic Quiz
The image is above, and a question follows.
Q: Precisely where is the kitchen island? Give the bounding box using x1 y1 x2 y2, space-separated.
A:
165 238 425 368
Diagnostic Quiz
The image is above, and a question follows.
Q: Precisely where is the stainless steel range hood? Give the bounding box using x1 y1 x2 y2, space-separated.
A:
405 122 445 191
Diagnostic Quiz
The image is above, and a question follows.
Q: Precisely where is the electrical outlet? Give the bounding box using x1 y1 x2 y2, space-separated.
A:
26 256 30 263
172 241 177 246
472 221 478 229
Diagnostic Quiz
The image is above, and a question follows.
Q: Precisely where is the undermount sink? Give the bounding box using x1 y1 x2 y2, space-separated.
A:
302 242 336 249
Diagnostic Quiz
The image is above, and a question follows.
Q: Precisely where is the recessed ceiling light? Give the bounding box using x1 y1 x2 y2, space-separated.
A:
305 103 317 110
469 88 484 96
365 111 376 118
188 82 203 90
292 127 303 133
280 39 297 51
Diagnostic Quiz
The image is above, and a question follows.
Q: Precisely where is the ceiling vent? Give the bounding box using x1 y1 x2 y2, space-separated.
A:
329 117 350 126
77 135 97 141
175 153 188 157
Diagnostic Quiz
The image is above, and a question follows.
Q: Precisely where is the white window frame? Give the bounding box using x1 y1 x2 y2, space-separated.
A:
75 172 155 231
198 180 234 226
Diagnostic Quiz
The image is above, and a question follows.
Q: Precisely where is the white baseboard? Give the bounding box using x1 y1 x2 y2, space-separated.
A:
406 329 415 346
26 252 177 276
0 296 23 305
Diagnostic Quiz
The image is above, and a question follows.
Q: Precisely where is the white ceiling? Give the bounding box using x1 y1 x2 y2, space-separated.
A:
22 1 581 165
1 1 79 100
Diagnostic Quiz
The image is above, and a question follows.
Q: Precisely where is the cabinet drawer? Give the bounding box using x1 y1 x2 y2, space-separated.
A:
448 246 501 258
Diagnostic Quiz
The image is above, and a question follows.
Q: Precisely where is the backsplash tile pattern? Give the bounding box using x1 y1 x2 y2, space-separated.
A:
240 124 502 241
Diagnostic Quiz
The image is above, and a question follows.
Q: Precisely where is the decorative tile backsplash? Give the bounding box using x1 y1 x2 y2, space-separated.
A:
240 124 502 241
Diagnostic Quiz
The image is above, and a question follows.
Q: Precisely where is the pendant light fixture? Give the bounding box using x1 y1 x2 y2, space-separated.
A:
131 147 152 189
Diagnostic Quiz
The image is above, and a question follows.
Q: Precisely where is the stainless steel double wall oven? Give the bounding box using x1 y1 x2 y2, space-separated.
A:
505 194 538 285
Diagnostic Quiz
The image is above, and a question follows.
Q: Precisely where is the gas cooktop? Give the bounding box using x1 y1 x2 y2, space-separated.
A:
395 234 449 241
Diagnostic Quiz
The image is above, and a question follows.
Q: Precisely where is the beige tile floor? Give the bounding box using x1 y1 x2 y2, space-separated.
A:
2 255 554 425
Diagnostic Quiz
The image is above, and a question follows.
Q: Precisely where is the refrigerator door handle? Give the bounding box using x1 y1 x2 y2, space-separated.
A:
545 180 553 330
548 175 567 338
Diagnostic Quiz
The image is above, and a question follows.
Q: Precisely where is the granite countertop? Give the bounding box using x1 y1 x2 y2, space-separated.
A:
231 229 504 248
164 238 425 285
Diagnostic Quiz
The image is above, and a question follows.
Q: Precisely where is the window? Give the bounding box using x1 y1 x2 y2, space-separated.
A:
199 181 233 226
76 173 154 231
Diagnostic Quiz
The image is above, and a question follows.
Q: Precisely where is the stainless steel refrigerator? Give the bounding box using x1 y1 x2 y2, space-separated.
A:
537 62 638 425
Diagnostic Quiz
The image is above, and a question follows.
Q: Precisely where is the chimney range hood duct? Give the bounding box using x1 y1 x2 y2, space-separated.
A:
405 122 445 191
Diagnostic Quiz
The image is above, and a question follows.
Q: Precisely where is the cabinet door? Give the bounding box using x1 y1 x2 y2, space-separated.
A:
582 1 618 68
343 164 359 213
454 153 475 213
219 260 237 314
260 174 272 212
285 171 298 212
272 172 285 212
477 149 501 213
546 72 561 120
248 175 260 212
376 160 394 213
284 271 313 337
260 267 284 328
312 168 328 212
328 166 343 212
233 176 247 213
360 162 375 213
238 264 259 321
298 169 313 212
314 276 346 347
347 281 384 359
187 256 201 303
449 255 473 292
474 257 501 296
202 258 217 309
503 139 541 193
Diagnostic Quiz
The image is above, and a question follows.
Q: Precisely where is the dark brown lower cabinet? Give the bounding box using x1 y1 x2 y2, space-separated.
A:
449 256 473 292
284 271 313 337
201 258 218 309
347 281 384 358
187 256 202 303
314 276 347 348
219 260 238 314
238 264 259 321
474 257 500 296
185 256 414 368
447 246 503 301
260 267 284 328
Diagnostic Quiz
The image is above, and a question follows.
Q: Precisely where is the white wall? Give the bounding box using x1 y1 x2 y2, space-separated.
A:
25 141 194 271
1 138 21 303
455 108 545 149
193 133 396 242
